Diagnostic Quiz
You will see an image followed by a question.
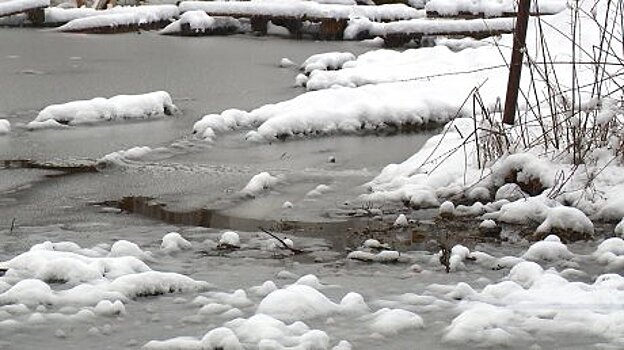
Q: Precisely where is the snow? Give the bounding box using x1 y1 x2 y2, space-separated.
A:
0 0 49 17
368 308 424 335
301 52 356 75
347 250 400 263
28 91 178 129
179 1 423 21
240 172 280 197
161 232 192 253
616 218 624 237
521 235 574 262
426 0 567 17
160 11 241 35
535 206 594 237
279 57 296 68
306 184 332 197
362 239 389 250
479 219 497 229
393 214 408 227
0 240 210 309
352 1 624 222
0 119 10 135
219 231 241 247
97 146 154 166
344 16 515 40
56 5 179 32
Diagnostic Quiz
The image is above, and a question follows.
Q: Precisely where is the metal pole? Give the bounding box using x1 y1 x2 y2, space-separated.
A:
503 0 532 125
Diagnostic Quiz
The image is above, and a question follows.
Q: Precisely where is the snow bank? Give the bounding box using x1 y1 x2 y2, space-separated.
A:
0 0 49 17
0 119 10 135
426 0 567 17
56 5 178 32
179 1 422 21
0 240 210 309
346 0 624 220
240 172 280 197
160 10 241 35
28 91 178 129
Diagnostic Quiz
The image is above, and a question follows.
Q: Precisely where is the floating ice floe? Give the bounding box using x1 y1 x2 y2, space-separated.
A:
0 119 10 135
160 11 241 36
28 91 178 129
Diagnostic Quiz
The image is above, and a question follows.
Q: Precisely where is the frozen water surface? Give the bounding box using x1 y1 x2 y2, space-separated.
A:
0 28 620 350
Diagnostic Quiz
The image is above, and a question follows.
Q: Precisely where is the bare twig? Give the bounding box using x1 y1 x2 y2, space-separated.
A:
258 226 304 254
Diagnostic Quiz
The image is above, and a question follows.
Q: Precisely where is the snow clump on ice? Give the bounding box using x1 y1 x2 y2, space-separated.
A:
240 172 280 197
219 231 241 247
0 119 10 135
161 232 192 253
27 91 178 129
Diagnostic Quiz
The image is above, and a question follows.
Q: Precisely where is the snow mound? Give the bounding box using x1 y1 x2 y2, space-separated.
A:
301 52 355 75
219 231 241 247
160 11 241 35
240 172 280 197
28 91 178 129
256 284 339 322
0 119 10 135
394 214 408 227
521 235 573 262
161 232 192 253
97 146 154 167
535 206 594 237
0 240 210 309
368 308 424 336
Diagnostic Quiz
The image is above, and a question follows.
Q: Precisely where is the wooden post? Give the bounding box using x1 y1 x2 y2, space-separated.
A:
502 0 531 125
26 7 45 26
